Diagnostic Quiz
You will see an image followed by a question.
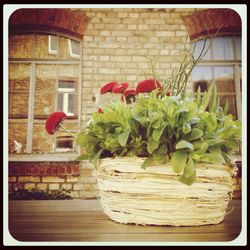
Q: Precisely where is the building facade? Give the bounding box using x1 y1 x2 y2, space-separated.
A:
8 7 242 198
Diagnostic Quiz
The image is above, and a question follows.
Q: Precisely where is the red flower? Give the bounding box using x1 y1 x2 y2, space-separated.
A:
166 91 171 96
123 89 137 104
98 107 103 113
136 79 162 93
100 81 119 94
45 112 67 135
112 83 129 93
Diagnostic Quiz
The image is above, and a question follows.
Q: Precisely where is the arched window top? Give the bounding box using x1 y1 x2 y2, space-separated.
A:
182 9 241 41
9 8 90 39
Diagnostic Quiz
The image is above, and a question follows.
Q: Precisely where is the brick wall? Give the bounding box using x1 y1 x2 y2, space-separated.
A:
9 161 98 199
8 160 241 199
79 8 197 127
8 8 242 199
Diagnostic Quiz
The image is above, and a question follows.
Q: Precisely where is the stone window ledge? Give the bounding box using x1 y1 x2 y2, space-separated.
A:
8 153 79 162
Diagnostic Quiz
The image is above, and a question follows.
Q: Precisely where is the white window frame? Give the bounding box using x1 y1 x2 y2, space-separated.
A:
68 39 80 58
191 36 242 120
48 35 59 55
55 136 74 152
57 86 75 116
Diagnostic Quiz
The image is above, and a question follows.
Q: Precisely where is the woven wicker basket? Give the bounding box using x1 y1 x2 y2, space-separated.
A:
95 157 236 226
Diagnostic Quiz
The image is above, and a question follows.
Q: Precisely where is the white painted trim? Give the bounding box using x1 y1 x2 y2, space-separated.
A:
26 62 35 153
68 39 80 58
8 153 79 162
48 35 58 55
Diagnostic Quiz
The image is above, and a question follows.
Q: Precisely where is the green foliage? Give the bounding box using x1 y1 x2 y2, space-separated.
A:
77 84 241 186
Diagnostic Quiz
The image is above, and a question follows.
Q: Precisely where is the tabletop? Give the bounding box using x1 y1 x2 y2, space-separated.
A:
8 199 241 243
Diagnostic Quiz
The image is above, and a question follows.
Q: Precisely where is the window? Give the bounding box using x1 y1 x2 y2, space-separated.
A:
191 36 242 120
9 33 80 154
48 35 59 55
68 39 80 58
57 80 76 116
55 136 74 152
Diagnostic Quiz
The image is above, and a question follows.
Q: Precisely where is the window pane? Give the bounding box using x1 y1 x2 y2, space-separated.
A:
9 63 30 117
50 35 59 51
34 64 57 117
70 39 80 56
191 39 212 61
68 94 75 114
213 66 235 92
235 37 242 60
9 120 28 153
212 37 233 60
58 80 75 89
56 136 73 149
57 93 64 112
192 66 212 92
9 63 30 91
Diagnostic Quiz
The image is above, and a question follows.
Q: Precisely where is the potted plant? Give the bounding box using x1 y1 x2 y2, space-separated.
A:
45 41 241 226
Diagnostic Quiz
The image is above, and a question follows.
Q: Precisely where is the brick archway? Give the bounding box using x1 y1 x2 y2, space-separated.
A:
182 9 241 41
9 8 90 38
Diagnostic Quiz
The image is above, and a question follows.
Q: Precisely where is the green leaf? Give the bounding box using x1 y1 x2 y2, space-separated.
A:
171 150 188 173
200 84 213 111
196 86 201 107
175 140 194 151
183 155 196 177
93 149 103 160
179 172 196 186
196 142 208 154
183 123 191 134
76 154 90 161
141 157 153 169
76 133 93 147
185 128 203 141
205 138 225 147
147 137 160 154
201 152 226 164
118 131 130 147
208 83 217 112
152 122 167 141
224 100 229 115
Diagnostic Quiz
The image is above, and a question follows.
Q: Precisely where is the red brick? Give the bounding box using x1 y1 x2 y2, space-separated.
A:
9 9 91 37
9 161 81 177
182 9 241 40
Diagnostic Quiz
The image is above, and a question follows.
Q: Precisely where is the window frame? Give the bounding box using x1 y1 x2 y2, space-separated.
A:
191 35 242 120
68 38 80 58
48 35 59 55
8 32 82 154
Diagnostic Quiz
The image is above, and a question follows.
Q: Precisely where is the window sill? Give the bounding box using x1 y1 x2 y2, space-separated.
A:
8 153 79 162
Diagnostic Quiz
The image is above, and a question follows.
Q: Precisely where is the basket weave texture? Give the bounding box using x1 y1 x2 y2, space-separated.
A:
95 157 235 226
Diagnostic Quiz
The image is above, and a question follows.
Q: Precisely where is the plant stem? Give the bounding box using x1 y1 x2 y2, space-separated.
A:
58 124 77 138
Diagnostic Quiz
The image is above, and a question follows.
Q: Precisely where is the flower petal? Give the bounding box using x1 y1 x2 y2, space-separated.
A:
45 112 67 135
112 83 129 93
100 81 119 94
136 79 162 93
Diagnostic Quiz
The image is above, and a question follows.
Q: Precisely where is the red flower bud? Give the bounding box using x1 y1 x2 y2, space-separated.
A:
100 81 118 94
166 91 171 96
122 89 137 103
98 107 103 113
112 83 129 93
136 79 162 93
45 112 67 135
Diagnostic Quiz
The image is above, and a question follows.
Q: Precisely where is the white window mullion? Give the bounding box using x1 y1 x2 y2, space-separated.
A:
63 93 68 114
235 65 242 120
26 62 36 153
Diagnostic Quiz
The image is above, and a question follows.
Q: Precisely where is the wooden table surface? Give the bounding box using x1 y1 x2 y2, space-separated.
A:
9 199 241 243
